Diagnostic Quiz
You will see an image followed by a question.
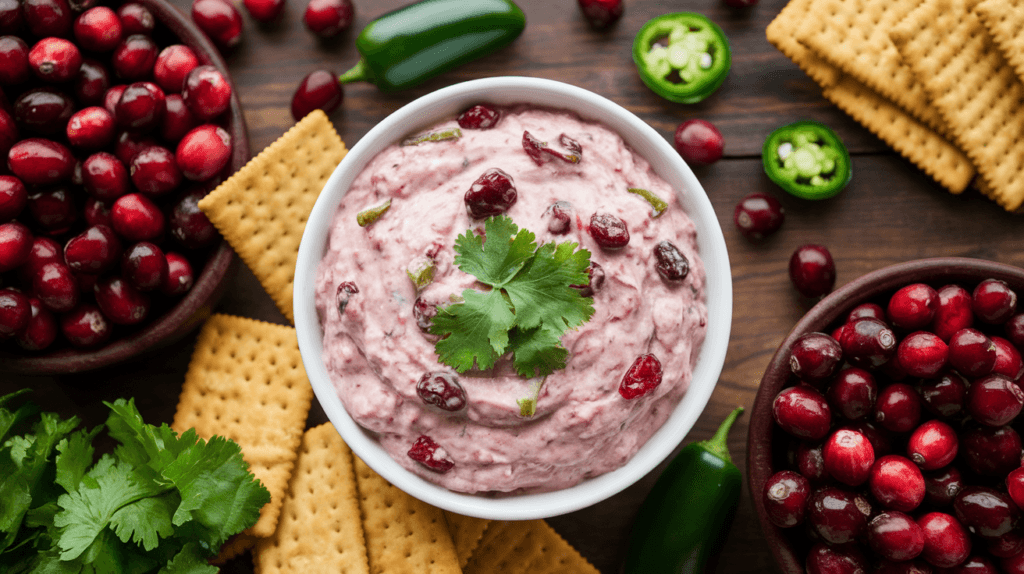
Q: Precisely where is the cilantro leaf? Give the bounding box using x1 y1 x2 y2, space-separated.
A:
109 495 176 552
104 399 185 476
452 216 536 287
158 542 218 574
504 240 594 332
509 326 569 378
431 289 515 371
55 428 100 493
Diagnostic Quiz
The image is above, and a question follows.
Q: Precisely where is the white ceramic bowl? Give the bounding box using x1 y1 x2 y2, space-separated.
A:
293 77 732 520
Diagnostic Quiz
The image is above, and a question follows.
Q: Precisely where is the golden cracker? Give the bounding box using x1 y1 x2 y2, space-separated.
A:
890 0 1024 211
198 110 348 323
463 520 599 574
795 0 949 137
821 75 975 193
765 0 841 89
214 534 256 563
443 511 491 569
173 314 314 539
973 0 1024 86
254 423 369 574
352 457 461 574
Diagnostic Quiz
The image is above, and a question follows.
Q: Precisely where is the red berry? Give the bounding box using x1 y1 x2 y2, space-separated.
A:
0 287 30 338
869 454 925 512
60 302 110 347
14 87 74 136
130 145 181 196
7 137 74 185
15 296 56 351
873 382 921 433
805 543 868 574
807 486 871 544
763 470 810 528
26 186 76 234
169 188 217 249
191 0 243 51
114 129 156 165
121 241 167 292
83 197 112 227
992 335 1024 381
0 174 26 220
907 419 958 471
0 107 15 158
175 124 231 182
888 283 939 331
181 65 231 121
457 105 501 130
933 284 974 341
407 435 454 473
153 45 199 94
0 220 31 272
577 0 623 28
960 424 1022 477
103 84 127 116
20 235 61 279
966 373 1023 427
847 302 886 323
94 275 149 324
1007 466 1024 510
290 69 343 122
795 441 827 484
416 372 467 412
733 192 785 240
923 466 963 507
972 278 1017 324
0 36 30 84
33 261 77 312
772 385 831 441
867 511 925 562
588 212 629 250
243 0 285 22
898 331 948 378
789 332 843 385
917 512 971 568
823 428 874 486
789 244 836 298
116 3 154 35
115 81 166 132
954 486 1019 538
618 353 663 399
22 0 72 40
73 7 121 52
826 367 877 420
112 34 158 80
160 94 196 142
303 0 353 37
987 530 1024 559
959 556 999 574
66 106 116 151
111 192 164 242
64 224 121 275
161 251 194 296
1007 314 1024 349
917 369 968 418
674 119 724 166
82 151 130 202
653 240 689 281
839 317 897 369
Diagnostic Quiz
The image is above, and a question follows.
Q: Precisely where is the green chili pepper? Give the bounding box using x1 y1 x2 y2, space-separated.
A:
762 120 852 200
338 0 526 92
624 406 744 574
632 13 731 104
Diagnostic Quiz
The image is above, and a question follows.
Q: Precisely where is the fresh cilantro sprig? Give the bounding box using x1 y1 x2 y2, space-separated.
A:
430 216 595 377
0 391 269 574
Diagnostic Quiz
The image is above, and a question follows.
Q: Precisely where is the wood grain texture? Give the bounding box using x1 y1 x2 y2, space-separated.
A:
3 1 1023 573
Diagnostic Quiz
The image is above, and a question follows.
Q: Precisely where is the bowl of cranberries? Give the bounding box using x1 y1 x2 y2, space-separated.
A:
0 0 248 373
748 257 1024 573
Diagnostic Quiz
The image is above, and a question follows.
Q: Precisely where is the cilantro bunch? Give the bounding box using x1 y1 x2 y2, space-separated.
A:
0 389 270 574
430 216 595 377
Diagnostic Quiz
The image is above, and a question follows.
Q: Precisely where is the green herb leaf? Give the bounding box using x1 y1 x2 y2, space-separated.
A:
431 289 515 372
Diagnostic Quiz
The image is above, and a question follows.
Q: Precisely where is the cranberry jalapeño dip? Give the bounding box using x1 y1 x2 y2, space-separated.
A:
313 105 708 494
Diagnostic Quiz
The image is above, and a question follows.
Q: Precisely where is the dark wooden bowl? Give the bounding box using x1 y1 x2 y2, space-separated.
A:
0 0 247 375
747 257 1024 572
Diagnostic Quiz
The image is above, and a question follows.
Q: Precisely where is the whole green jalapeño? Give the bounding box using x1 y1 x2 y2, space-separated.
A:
632 13 731 104
762 121 852 200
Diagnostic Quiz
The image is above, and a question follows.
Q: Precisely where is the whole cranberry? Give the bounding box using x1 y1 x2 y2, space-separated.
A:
653 241 689 281
733 192 785 240
847 302 886 323
291 69 343 121
907 419 958 470
94 275 149 324
64 224 121 274
898 331 948 378
169 188 217 249
1007 314 1024 349
161 251 194 296
789 332 842 385
888 283 939 331
873 382 921 433
804 543 868 574
130 145 181 196
917 369 968 418
114 129 156 165
0 107 15 158
7 137 75 185
826 367 877 420
60 302 110 347
303 0 353 37
958 556 999 574
160 94 196 142
112 34 158 80
457 104 501 130
73 7 121 52
795 441 827 484
26 187 76 233
839 317 897 368
153 45 199 94
20 236 61 279
619 353 663 399
869 454 925 512
992 336 1024 381
953 486 1019 538
191 0 243 51
0 175 26 220
867 511 925 562
116 3 154 35
121 241 167 292
111 193 164 242
959 424 1022 477
83 197 111 227
33 261 77 312
674 119 724 166
15 297 56 351
789 244 836 298
763 470 810 528
82 152 130 202
74 59 111 106
66 107 116 151
987 530 1024 559
949 327 998 377
22 0 72 40
933 284 974 341
966 373 1023 427
14 87 74 136
0 220 32 273
589 212 629 250
772 385 831 441
843 419 895 459
173 124 232 183
1006 466 1024 510
0 287 30 338
243 0 285 22
182 65 231 121
0 0 19 34
923 466 963 507
823 428 874 486
1005 552 1024 574
0 36 29 84
807 486 871 544
973 278 1017 324
416 372 467 412
917 512 971 568
115 81 166 132
103 84 127 116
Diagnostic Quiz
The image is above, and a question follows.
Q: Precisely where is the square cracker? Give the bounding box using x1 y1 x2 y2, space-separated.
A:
352 456 461 574
198 110 348 323
973 0 1024 86
765 0 841 90
253 423 369 574
462 519 599 574
890 0 1024 211
794 0 949 137
173 314 314 539
443 511 491 569
821 75 975 193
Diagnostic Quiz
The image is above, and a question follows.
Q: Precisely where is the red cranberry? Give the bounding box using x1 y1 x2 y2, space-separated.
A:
169 188 217 249
673 119 724 166
973 279 1017 324
960 424 1022 477
181 65 231 121
957 556 999 574
33 261 77 312
773 384 831 441
74 271 98 293
75 59 111 107
73 7 121 52
0 220 31 272
619 353 663 399
82 152 129 202
807 486 871 544
522 131 582 165
733 192 785 240
22 0 72 39
898 331 949 378
412 297 436 332
457 104 500 130
0 287 29 338
847 302 886 323
0 36 29 84
839 317 897 368
923 466 963 507
789 244 836 298
59 302 110 347
116 3 154 35
888 283 939 331
874 382 921 433
243 0 285 22
545 200 572 235
291 69 343 121
0 107 14 158
14 87 74 136
1007 314 1024 349
113 129 156 165
111 192 164 242
407 435 453 473
918 369 968 418
1007 466 1024 510
64 224 121 274
121 241 167 292
653 240 689 281
463 167 518 219
987 530 1024 559
949 327 998 377
161 251 193 296
303 0 353 37
869 454 925 512
160 94 196 142
153 45 199 94
867 511 925 562
917 512 971 568
577 0 623 28
789 332 843 385
907 420 958 471
804 542 868 574
83 197 111 227
953 486 1019 538
20 235 61 278
589 212 629 250
416 371 467 412
26 187 76 233
191 0 243 51
130 145 181 196
763 470 810 528
94 275 149 324
795 441 827 484
15 297 56 350
966 373 1023 427
823 428 874 486
992 336 1024 381
175 124 231 182
827 367 877 420
7 137 74 185
934 284 974 342
66 107 116 151
103 84 127 116
1005 552 1024 574
335 280 357 313
112 34 158 80
0 174 26 220
115 81 166 132
0 0 20 35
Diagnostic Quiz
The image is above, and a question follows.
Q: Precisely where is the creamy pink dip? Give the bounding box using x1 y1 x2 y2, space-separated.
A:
314 106 707 494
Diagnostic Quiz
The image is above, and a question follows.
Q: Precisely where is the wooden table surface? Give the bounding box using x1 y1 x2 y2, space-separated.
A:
4 0 1024 572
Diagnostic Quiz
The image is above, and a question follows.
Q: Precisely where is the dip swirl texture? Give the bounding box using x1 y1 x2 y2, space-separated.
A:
314 106 708 494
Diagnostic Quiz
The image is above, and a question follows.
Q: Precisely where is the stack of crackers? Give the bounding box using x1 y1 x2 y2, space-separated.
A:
168 111 601 572
767 0 1024 212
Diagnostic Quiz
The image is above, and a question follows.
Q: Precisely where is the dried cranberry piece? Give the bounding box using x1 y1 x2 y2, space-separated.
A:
618 353 663 399
457 105 500 130
545 200 572 235
336 281 358 313
412 297 436 331
464 168 517 219
653 240 688 281
416 372 467 412
407 435 454 473
589 212 629 250
522 131 582 165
